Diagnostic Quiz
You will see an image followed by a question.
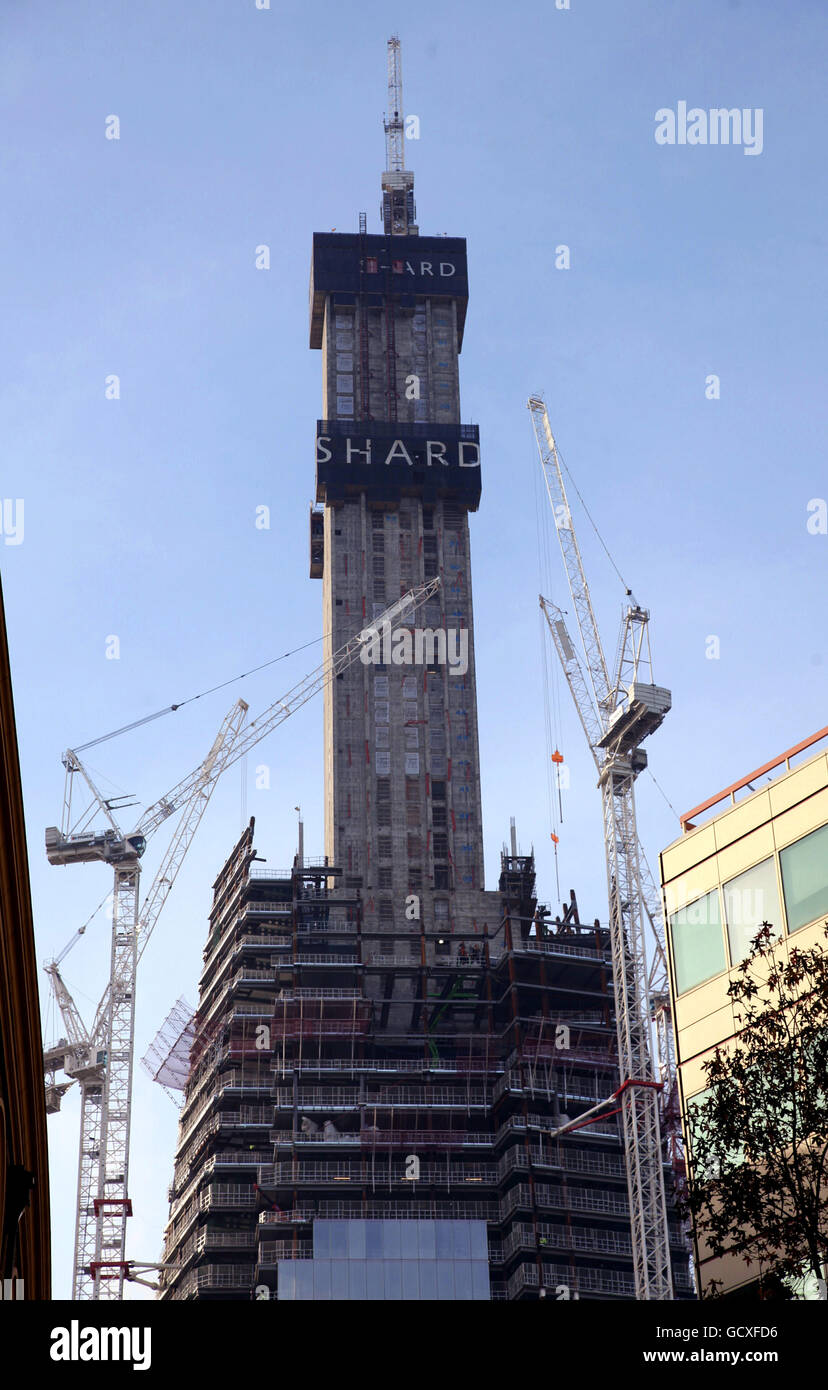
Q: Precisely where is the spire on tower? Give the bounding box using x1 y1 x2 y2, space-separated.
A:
381 35 418 236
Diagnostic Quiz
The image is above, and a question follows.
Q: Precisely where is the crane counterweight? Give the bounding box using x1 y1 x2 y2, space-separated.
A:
45 826 146 866
597 681 672 756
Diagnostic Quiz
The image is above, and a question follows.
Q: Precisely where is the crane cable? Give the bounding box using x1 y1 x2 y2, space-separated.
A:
647 768 680 820
51 889 113 964
540 607 561 905
554 437 631 597
42 887 116 1045
72 630 329 754
533 439 562 903
535 409 687 876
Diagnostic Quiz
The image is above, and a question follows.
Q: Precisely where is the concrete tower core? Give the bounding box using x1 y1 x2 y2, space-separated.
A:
309 67 489 943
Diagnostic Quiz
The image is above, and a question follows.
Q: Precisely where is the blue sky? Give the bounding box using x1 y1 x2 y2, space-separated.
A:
2 0 826 1296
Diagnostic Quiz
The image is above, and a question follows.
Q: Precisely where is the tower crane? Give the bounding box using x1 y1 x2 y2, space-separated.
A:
381 35 417 236
44 578 440 1300
43 697 248 1301
384 35 404 174
528 396 675 1300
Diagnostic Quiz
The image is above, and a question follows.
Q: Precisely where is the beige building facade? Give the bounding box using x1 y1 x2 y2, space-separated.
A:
660 725 828 1296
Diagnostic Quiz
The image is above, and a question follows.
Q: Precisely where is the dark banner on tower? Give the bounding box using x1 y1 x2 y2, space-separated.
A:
315 420 481 509
310 233 469 348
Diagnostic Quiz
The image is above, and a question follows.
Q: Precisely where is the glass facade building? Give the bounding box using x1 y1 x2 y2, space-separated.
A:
661 726 828 1296
667 816 828 998
277 1219 490 1301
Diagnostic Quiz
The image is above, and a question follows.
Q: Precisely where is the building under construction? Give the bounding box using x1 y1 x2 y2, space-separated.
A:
159 822 690 1300
159 38 691 1301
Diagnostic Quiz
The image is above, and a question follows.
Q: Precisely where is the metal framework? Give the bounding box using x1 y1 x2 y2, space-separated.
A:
384 35 405 174
46 699 249 1299
44 579 440 1299
140 997 196 1103
529 396 674 1300
381 36 416 237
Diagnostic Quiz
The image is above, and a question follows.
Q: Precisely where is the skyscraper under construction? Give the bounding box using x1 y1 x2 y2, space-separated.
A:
159 38 691 1302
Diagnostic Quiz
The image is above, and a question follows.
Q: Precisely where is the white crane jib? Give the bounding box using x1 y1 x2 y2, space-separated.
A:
529 395 674 1300
44 578 440 1300
44 696 249 1302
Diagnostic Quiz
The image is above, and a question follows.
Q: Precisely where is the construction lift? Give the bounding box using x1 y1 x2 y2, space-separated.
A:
43 578 440 1300
528 396 675 1301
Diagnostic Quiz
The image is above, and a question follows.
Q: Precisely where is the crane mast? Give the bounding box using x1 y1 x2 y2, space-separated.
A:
530 396 674 1300
48 697 250 1298
381 35 417 236
384 34 405 173
45 579 440 1298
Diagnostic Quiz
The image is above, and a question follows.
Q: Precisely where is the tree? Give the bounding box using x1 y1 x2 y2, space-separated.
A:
684 921 828 1298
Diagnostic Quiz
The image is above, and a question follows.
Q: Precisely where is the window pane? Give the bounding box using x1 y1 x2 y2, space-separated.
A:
419 1259 438 1299
686 1087 744 1176
366 1259 384 1300
347 1219 366 1259
314 1221 331 1257
454 1260 473 1299
294 1261 313 1300
400 1222 418 1259
723 857 781 964
471 1260 491 1300
313 1259 332 1300
417 1220 436 1259
435 1221 454 1259
384 1260 403 1300
469 1222 488 1260
436 1259 454 1300
365 1221 384 1258
780 824 828 933
451 1222 471 1259
347 1259 367 1300
402 1259 420 1299
784 1267 828 1300
329 1221 348 1258
382 1221 402 1258
669 889 726 994
278 1262 295 1300
331 1260 348 1299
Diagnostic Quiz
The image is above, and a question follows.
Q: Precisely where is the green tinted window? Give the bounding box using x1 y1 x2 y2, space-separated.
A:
723 857 781 965
780 823 828 934
669 889 726 994
686 1086 745 1175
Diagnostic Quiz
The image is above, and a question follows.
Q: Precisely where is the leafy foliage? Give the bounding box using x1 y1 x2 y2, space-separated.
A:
684 922 828 1297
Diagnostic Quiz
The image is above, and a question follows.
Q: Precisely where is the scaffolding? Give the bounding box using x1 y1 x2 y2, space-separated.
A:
156 824 691 1302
